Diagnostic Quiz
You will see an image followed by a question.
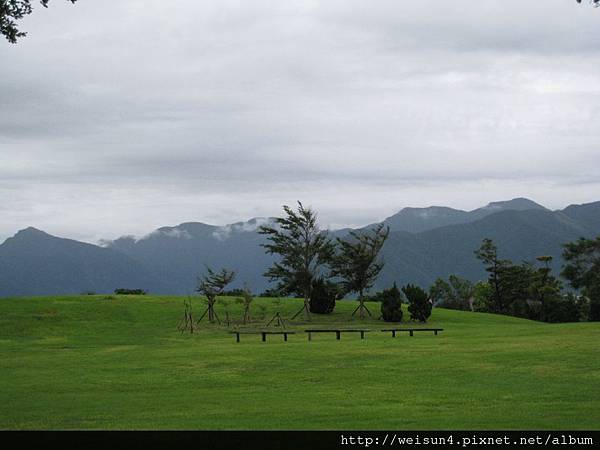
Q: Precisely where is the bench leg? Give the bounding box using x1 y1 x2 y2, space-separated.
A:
409 330 413 337
392 330 396 338
434 330 438 335
262 332 266 342
236 333 240 343
284 333 288 342
360 331 364 339
308 332 311 341
336 331 341 340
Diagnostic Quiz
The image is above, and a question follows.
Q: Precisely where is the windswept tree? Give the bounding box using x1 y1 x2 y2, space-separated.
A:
331 223 389 318
196 266 236 324
1 0 76 43
259 201 335 320
562 236 600 321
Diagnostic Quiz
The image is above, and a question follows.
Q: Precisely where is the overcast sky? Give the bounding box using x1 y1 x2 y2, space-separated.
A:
1 0 599 243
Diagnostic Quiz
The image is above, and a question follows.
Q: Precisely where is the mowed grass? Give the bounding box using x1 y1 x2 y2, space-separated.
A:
0 295 599 430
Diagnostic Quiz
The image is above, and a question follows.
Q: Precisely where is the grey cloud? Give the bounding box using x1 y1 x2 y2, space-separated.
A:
1 0 599 243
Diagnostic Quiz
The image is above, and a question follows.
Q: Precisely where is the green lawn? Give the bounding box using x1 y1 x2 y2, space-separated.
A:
0 295 599 430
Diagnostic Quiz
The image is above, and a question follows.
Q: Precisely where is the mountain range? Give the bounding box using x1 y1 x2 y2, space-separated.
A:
1 198 599 297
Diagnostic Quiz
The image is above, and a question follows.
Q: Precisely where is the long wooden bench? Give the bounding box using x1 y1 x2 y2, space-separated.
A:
230 330 295 342
305 329 371 341
381 328 443 337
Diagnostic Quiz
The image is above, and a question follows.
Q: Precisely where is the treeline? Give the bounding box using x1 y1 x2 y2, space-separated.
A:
424 237 598 323
363 236 599 323
187 202 599 326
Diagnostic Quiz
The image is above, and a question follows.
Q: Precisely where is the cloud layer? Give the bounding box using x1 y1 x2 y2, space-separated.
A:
1 0 600 242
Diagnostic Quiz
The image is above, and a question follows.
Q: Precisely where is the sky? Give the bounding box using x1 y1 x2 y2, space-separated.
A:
1 0 600 244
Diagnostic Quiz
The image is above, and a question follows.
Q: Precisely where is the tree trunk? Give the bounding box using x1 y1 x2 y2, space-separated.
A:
359 289 365 318
208 296 215 323
304 295 311 320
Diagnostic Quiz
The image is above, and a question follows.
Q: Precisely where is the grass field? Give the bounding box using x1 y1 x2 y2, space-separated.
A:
1 294 599 430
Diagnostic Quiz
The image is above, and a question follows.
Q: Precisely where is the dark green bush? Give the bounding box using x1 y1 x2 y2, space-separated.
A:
542 294 583 323
114 288 147 295
380 283 403 322
403 283 432 322
309 278 337 314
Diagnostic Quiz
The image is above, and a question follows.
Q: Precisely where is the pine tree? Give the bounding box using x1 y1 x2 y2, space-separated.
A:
380 283 403 322
403 283 431 322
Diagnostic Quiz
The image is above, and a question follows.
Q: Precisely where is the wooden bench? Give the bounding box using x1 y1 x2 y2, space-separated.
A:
230 330 295 342
305 329 371 341
381 328 443 337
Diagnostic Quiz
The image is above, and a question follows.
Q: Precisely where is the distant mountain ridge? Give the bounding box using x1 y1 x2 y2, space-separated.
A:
0 227 159 297
380 197 547 233
1 199 599 297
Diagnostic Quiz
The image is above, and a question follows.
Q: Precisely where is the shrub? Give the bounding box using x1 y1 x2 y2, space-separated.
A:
403 283 432 322
587 286 600 321
309 278 336 314
114 288 147 295
472 281 493 312
542 294 582 323
380 283 403 322
429 275 473 311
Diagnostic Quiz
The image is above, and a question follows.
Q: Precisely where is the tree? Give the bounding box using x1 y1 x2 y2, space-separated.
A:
177 296 196 334
236 286 254 325
403 283 432 322
562 236 600 321
196 266 235 324
527 256 563 321
542 293 582 323
475 239 511 314
429 275 474 311
499 262 538 319
259 201 335 320
472 280 493 312
577 0 600 6
380 283 403 322
308 277 337 314
331 223 389 318
266 295 286 328
1 0 76 43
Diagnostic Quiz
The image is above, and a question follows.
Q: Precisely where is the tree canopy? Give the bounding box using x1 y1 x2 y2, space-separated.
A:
562 236 600 321
1 0 76 43
577 0 600 6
